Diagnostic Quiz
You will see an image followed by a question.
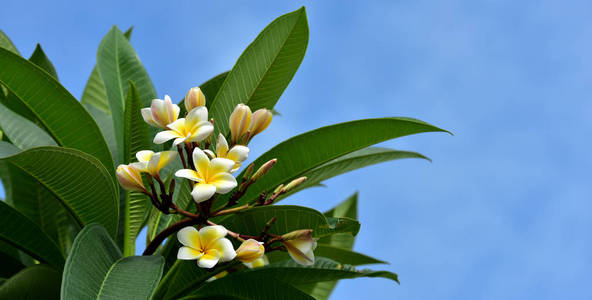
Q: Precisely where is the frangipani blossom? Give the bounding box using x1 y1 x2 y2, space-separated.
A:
175 148 237 203
141 95 180 129
185 87 206 112
134 150 177 178
228 104 252 144
235 239 265 263
154 106 213 146
204 134 249 172
177 225 236 268
248 108 273 138
243 255 269 269
281 229 317 266
116 164 146 192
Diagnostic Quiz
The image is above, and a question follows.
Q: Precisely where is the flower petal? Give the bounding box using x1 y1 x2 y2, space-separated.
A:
209 158 235 174
212 237 237 262
167 118 186 133
226 145 249 163
172 136 189 146
192 148 210 178
147 152 162 176
157 151 177 171
199 225 228 248
203 149 216 159
177 246 203 260
197 249 220 268
191 183 216 203
141 108 161 128
177 226 201 249
154 130 182 144
175 169 201 182
186 106 209 127
136 150 154 163
210 173 237 194
188 122 214 143
216 134 229 157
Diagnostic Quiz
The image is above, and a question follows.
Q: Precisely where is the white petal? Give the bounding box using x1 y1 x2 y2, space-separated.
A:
177 246 203 260
177 226 201 248
199 225 228 246
191 183 216 203
154 131 181 144
210 173 237 194
136 150 154 163
216 133 229 157
203 149 216 159
172 136 188 146
175 169 201 182
187 106 209 125
197 250 220 268
209 158 235 174
141 108 160 128
188 122 213 142
147 152 161 175
193 148 210 177
213 238 236 262
227 145 249 162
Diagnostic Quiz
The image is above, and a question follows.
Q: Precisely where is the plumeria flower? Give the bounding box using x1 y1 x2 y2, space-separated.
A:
175 148 237 203
134 150 177 178
235 239 265 263
185 87 206 112
141 95 180 129
281 229 317 266
243 255 269 269
228 103 252 144
116 164 146 192
204 134 249 172
177 225 236 268
154 106 214 146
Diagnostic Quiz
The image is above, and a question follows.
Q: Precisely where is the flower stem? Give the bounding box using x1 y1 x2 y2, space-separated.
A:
143 217 201 256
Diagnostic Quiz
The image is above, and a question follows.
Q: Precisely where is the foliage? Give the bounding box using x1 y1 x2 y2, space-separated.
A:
0 6 448 299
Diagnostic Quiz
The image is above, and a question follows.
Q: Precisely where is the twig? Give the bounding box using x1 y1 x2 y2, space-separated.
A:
143 217 201 256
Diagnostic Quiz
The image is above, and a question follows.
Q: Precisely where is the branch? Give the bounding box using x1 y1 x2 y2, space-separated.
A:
143 217 201 256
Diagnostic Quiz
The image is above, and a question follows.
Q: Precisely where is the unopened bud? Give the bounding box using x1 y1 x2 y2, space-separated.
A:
281 229 316 266
243 164 255 180
273 184 284 195
250 159 277 182
185 87 206 112
235 239 265 263
283 176 307 193
116 164 146 192
229 104 252 144
247 108 273 140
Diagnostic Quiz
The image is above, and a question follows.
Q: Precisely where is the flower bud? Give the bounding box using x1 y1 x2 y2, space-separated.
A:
283 176 307 193
247 108 273 140
281 229 317 266
228 104 252 144
244 255 269 269
135 150 177 177
235 239 265 263
185 87 206 112
273 184 285 195
250 159 277 182
116 164 146 192
141 95 180 129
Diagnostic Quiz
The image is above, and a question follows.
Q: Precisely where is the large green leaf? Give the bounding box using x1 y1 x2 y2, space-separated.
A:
0 101 56 149
0 265 61 300
62 224 164 300
0 143 119 238
209 7 308 137
0 241 25 278
28 44 58 80
81 26 133 113
229 118 449 206
280 147 429 201
219 205 360 239
152 260 209 300
0 29 19 55
122 81 151 256
314 245 386 266
96 256 164 300
178 71 229 116
0 47 115 178
0 201 64 269
97 26 157 163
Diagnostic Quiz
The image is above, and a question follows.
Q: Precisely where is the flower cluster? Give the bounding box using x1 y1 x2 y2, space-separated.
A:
116 86 314 271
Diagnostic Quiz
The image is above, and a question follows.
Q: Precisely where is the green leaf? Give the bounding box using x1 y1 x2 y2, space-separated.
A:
0 29 19 55
81 26 133 114
228 118 449 206
0 265 61 300
96 256 164 300
219 205 360 239
314 245 386 266
0 101 56 149
152 260 209 300
62 224 164 300
28 44 58 80
182 273 314 300
0 143 119 238
0 241 26 278
0 47 115 178
280 147 429 200
61 224 122 299
0 201 64 270
209 7 308 137
122 81 151 256
178 71 229 116
96 26 157 163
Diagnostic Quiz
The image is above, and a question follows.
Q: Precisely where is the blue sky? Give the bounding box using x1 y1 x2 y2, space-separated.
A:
2 1 592 299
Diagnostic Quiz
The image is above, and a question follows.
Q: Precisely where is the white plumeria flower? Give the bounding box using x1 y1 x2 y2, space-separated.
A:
141 95 180 129
281 229 318 266
204 134 249 173
116 164 146 192
177 225 236 269
134 150 177 178
243 255 269 269
153 106 214 146
175 148 237 203
235 239 265 263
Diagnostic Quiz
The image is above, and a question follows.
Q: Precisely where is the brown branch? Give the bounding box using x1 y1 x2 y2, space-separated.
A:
177 144 188 169
143 217 201 256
